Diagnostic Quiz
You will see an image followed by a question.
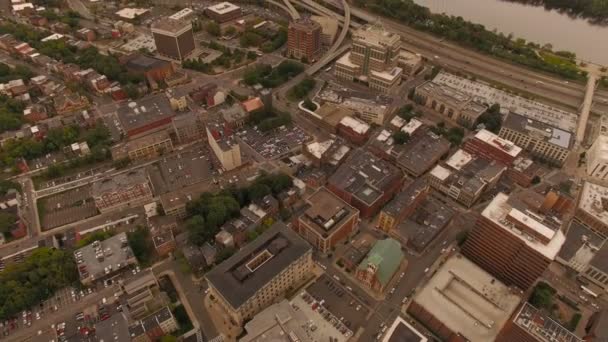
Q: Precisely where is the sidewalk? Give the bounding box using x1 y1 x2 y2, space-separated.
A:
204 294 241 342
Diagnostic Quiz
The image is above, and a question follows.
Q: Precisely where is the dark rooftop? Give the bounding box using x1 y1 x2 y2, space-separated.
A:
558 221 604 263
589 240 608 273
383 178 428 218
125 54 171 72
298 188 358 238
396 131 450 176
205 222 311 310
328 150 402 205
398 196 455 251
385 317 427 342
116 94 175 133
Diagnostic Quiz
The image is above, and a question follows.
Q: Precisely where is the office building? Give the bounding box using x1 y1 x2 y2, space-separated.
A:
293 187 359 254
206 119 242 171
581 242 608 291
377 179 429 232
506 157 544 188
204 2 242 23
117 94 175 138
206 222 313 325
414 81 487 128
397 49 423 77
587 116 608 180
381 316 427 342
461 192 566 290
428 149 506 207
327 150 403 218
335 24 402 93
74 232 137 285
463 129 522 165
408 254 522 342
287 17 322 62
310 15 338 47
499 112 572 165
575 181 608 238
91 170 154 213
111 130 174 161
355 238 404 293
397 196 455 253
497 302 582 342
396 130 450 177
151 18 195 61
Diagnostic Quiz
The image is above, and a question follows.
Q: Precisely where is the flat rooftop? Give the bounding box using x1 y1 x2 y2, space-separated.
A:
397 131 450 176
578 181 608 227
299 187 358 238
482 193 566 259
382 316 427 342
382 178 427 218
116 94 175 134
433 72 578 133
206 1 240 14
412 254 522 342
511 302 582 342
503 111 572 149
398 196 455 250
91 169 149 197
147 149 212 194
205 222 311 310
474 129 522 157
558 220 604 264
151 17 192 34
75 232 135 281
352 24 400 50
339 116 370 135
328 150 402 206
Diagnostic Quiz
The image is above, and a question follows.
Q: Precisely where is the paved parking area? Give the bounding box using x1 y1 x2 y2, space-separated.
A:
236 124 313 160
306 274 370 332
40 186 98 230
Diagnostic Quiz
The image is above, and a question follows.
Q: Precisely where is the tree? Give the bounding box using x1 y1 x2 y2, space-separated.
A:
529 281 556 310
186 215 208 246
247 183 271 202
302 98 317 111
393 131 410 145
531 176 541 185
205 22 221 36
127 227 153 265
0 212 16 236
160 336 177 342
225 26 237 36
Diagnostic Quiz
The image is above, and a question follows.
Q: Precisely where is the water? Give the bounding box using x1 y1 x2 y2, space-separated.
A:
413 0 608 65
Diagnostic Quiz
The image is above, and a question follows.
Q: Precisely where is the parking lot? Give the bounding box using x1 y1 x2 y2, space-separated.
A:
306 274 370 333
236 125 313 160
40 185 98 230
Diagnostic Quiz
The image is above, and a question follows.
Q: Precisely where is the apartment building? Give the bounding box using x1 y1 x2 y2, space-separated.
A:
206 120 242 171
91 170 154 213
463 129 522 165
293 187 359 254
499 112 572 165
287 17 322 62
335 24 402 93
151 18 195 61
461 192 566 290
205 222 313 325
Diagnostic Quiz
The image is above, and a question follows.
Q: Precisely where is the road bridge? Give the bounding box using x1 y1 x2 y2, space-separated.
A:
576 75 598 146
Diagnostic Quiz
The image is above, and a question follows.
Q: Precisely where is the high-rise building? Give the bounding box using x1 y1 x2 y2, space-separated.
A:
461 192 566 290
151 18 195 61
335 24 403 93
287 17 322 62
206 118 242 171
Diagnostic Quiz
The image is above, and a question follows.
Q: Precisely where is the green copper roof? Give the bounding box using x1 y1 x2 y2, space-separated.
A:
357 238 404 287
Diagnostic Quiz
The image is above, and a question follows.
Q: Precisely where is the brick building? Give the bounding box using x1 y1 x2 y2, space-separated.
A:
336 116 371 146
91 170 154 213
355 238 404 293
463 129 522 165
377 178 429 232
287 17 322 62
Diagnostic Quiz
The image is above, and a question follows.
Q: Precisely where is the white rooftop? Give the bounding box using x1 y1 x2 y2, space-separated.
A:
115 7 149 19
434 72 578 133
401 118 423 135
474 129 522 157
430 165 451 181
206 1 240 14
169 8 193 20
446 149 473 171
482 193 566 259
41 33 64 42
306 139 334 159
370 67 402 82
339 116 370 135
390 116 406 129
336 51 358 69
578 181 608 227
412 254 522 342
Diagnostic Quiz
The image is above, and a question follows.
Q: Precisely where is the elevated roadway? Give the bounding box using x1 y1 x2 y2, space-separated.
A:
305 0 350 75
267 0 299 19
282 0 300 19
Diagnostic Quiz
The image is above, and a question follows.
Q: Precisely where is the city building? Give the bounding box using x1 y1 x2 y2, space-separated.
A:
381 316 427 342
204 2 242 23
53 92 89 115
0 190 26 240
428 149 506 207
172 111 205 144
556 221 604 273
433 71 578 134
74 232 137 285
584 310 608 341
587 116 608 180
506 157 545 188
397 49 423 77
151 18 195 61
206 119 242 171
355 238 404 293
396 130 450 177
575 181 608 238
310 15 338 47
408 254 523 342
111 130 174 161
336 116 370 146
205 222 313 325
335 24 402 93
377 178 429 232
303 139 350 167
581 242 608 291
500 112 572 165
287 17 322 62
413 81 487 128
117 94 175 138
461 192 566 290
340 97 393 125
397 195 455 253
497 302 582 342
293 187 359 254
327 150 403 218
91 170 154 213
124 53 175 85
240 297 350 342
128 307 178 342
463 129 522 165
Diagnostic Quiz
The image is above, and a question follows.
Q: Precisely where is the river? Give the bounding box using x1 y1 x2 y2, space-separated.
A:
413 0 608 65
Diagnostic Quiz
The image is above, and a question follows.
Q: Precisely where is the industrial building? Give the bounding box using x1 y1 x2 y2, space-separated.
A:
116 94 175 138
